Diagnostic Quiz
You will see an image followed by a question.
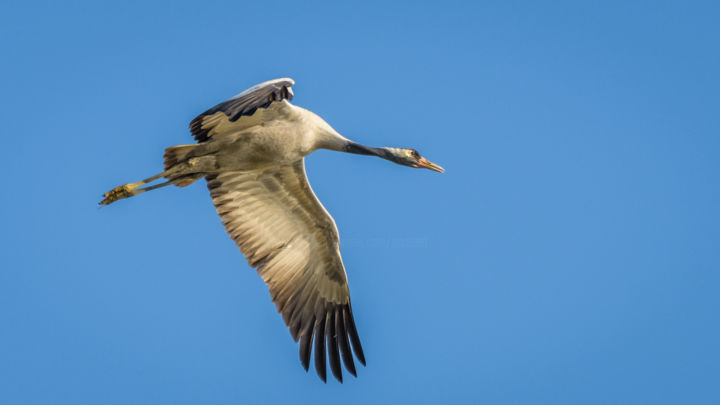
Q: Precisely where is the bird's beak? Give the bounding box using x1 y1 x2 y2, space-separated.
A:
417 157 445 173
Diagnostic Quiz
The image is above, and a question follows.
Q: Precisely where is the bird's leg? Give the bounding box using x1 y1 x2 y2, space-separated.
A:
100 157 213 205
99 164 184 206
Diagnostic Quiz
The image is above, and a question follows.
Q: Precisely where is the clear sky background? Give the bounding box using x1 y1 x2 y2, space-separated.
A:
1 1 719 403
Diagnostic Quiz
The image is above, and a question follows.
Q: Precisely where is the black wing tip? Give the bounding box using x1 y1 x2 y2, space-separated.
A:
344 304 367 367
314 316 327 383
297 304 366 383
336 306 357 377
316 367 327 383
300 346 311 372
327 310 344 383
354 350 366 367
299 315 315 372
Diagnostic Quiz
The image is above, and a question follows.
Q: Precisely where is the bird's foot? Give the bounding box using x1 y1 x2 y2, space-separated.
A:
100 182 142 205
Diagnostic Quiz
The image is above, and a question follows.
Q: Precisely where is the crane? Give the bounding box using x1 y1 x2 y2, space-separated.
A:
101 78 443 382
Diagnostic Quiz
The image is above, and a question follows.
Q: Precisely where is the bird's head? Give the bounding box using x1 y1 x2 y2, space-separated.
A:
381 148 445 173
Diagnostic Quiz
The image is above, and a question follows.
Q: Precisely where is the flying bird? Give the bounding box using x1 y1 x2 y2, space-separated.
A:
101 78 444 382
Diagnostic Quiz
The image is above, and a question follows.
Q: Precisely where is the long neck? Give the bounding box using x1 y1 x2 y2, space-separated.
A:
314 130 393 161
307 116 394 162
305 108 393 161
343 141 389 158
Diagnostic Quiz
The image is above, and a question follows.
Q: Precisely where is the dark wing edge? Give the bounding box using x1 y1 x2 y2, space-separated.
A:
190 78 295 142
205 162 365 383
302 302 366 382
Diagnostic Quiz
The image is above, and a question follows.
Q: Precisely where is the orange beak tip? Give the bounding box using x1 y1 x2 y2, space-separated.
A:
417 157 444 173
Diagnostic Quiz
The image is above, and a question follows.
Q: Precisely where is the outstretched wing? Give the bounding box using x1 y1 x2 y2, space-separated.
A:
205 160 365 382
190 78 295 142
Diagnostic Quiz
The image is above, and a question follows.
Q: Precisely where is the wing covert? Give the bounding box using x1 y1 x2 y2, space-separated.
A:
190 78 295 142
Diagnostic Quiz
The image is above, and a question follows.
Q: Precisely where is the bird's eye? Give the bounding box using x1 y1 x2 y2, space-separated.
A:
411 150 420 158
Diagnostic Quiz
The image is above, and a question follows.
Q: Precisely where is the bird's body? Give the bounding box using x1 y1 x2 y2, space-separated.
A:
101 78 443 383
167 103 344 173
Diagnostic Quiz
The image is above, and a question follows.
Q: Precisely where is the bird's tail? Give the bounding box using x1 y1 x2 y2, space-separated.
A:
163 144 197 172
163 144 203 187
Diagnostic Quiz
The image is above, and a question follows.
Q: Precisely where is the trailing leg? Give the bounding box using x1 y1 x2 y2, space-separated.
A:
100 144 213 206
100 171 169 205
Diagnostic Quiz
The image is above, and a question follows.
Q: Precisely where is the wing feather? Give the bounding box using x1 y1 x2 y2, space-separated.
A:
190 78 295 142
299 315 315 370
314 313 327 382
327 309 342 382
206 160 364 382
336 306 357 376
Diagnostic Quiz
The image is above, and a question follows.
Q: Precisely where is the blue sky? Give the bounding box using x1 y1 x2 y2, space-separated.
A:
1 1 719 403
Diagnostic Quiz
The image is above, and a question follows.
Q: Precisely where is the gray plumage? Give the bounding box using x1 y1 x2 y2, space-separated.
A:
101 78 443 383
